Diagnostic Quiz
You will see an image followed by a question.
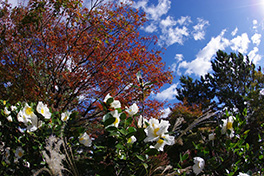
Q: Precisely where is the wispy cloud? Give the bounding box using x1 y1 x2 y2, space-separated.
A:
160 26 189 45
231 27 238 36
170 54 183 73
253 19 258 30
160 16 176 28
155 84 178 101
143 23 157 33
192 18 209 41
134 0 171 21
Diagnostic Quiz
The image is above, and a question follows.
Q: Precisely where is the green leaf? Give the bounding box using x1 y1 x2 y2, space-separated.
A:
125 117 133 127
106 97 114 105
120 112 127 120
145 148 158 156
136 154 145 161
104 117 115 127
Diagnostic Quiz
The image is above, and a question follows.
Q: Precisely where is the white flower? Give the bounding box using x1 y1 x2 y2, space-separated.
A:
4 107 10 115
23 103 35 117
37 101 51 119
17 109 31 124
110 100 121 109
152 134 175 151
79 132 92 147
27 113 42 132
11 105 17 111
17 103 41 132
4 148 10 164
208 133 215 141
144 118 170 142
15 147 24 159
127 136 137 144
221 116 235 138
6 115 13 122
103 110 120 128
137 115 148 128
125 103 139 116
103 93 121 109
237 172 249 176
61 110 71 121
193 157 205 175
144 118 174 151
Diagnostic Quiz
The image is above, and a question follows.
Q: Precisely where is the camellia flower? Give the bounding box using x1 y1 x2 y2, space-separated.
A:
17 109 31 124
103 110 120 128
103 93 121 109
125 103 139 116
4 107 10 115
61 110 71 122
4 148 10 164
221 116 236 138
10 105 17 111
237 172 249 176
193 157 205 175
79 132 92 147
144 118 175 151
152 134 175 151
15 147 24 159
127 135 137 144
37 101 51 119
17 103 41 132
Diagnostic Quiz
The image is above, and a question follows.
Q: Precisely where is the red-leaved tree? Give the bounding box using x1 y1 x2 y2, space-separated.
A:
0 0 172 119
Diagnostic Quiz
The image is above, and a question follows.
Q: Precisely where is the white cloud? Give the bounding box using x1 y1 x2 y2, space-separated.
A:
132 0 148 9
144 23 157 33
170 54 183 72
160 107 171 118
192 18 209 41
160 16 176 28
230 33 250 54
231 27 238 36
155 84 178 101
175 54 183 62
176 16 192 26
251 33 261 46
177 30 230 76
248 47 262 65
160 26 189 46
136 0 171 21
253 19 258 30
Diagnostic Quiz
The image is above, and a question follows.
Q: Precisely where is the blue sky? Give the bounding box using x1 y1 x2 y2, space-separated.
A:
130 0 264 116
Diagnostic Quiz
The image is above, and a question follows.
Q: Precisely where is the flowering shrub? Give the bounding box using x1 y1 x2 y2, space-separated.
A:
0 95 176 175
1 96 264 175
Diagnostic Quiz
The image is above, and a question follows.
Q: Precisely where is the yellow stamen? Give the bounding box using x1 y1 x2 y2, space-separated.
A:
114 117 119 125
227 122 233 130
157 138 164 144
25 107 33 116
63 116 68 121
154 128 160 136
18 151 23 157
79 137 84 141
41 108 44 114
